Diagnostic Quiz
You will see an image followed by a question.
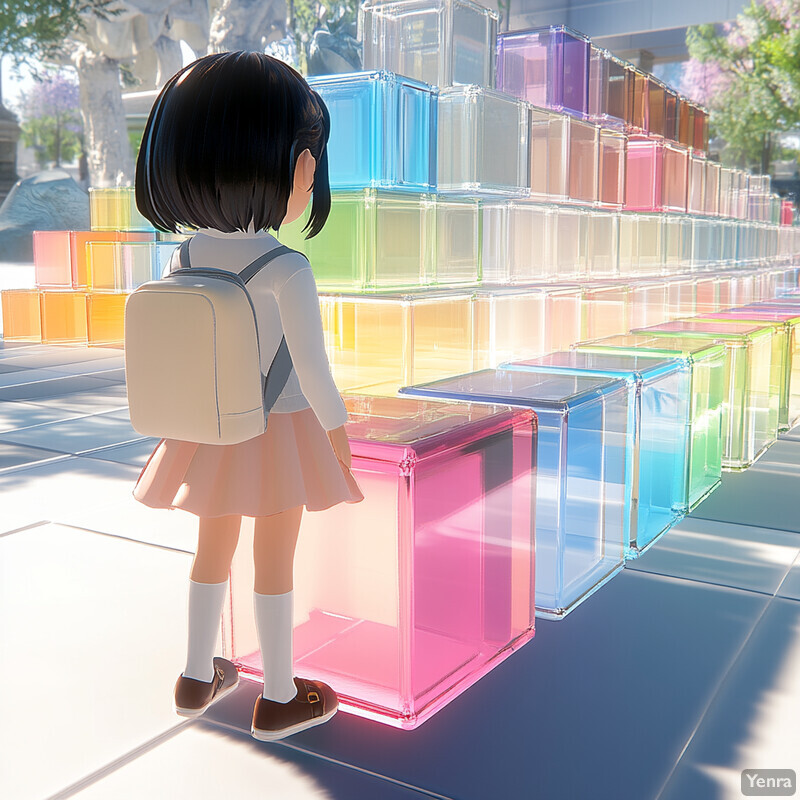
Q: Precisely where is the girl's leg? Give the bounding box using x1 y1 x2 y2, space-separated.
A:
252 505 304 702
183 514 242 682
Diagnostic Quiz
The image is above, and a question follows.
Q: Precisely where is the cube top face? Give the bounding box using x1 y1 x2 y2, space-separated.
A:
476 284 581 300
341 392 524 445
496 25 590 114
329 285 473 303
638 320 772 342
308 68 432 93
731 307 800 323
575 334 726 363
360 0 498 89
402 367 626 409
506 350 683 382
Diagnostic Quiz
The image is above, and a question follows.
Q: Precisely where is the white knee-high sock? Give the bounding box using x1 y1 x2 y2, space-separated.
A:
254 589 298 703
183 578 228 682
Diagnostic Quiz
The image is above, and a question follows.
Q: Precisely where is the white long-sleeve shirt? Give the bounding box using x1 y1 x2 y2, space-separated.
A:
164 227 348 432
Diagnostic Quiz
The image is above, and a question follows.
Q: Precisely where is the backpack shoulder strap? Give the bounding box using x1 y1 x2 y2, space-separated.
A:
177 240 191 269
173 241 305 283
238 245 307 284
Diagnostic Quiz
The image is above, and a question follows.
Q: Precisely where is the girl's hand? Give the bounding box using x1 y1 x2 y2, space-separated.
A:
327 424 352 469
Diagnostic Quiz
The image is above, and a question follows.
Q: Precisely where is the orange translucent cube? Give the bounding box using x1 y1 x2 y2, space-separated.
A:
40 291 89 344
1 289 42 341
87 292 127 346
70 231 155 289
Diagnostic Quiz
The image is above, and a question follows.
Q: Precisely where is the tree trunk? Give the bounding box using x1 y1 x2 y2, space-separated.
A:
72 45 134 187
761 132 772 177
54 112 62 168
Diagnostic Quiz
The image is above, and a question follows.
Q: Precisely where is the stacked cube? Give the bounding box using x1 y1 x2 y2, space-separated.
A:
0 188 184 346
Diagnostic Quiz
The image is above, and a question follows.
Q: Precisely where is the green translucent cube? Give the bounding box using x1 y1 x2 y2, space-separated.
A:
573 334 725 508
633 321 780 470
278 189 479 291
699 309 800 431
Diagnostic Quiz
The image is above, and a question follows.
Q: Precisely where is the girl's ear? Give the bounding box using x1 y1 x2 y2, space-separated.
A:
295 149 317 193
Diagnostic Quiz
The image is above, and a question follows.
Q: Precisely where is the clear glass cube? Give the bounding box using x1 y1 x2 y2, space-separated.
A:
438 85 530 195
598 126 626 208
481 200 552 283
473 284 582 368
360 0 498 88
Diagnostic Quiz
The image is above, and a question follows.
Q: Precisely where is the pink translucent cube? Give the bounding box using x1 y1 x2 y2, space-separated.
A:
625 137 687 212
224 395 537 730
33 231 72 288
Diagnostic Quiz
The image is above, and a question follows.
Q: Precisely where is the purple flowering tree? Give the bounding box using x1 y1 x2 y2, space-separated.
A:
683 0 800 170
15 71 84 171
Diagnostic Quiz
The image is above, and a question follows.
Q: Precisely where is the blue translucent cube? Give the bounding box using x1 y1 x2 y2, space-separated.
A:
307 71 436 191
400 368 628 618
502 352 690 557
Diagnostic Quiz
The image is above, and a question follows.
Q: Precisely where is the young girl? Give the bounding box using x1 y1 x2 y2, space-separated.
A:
131 51 363 741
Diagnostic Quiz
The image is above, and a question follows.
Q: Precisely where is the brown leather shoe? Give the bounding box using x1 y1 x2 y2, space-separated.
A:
251 677 338 741
174 657 239 717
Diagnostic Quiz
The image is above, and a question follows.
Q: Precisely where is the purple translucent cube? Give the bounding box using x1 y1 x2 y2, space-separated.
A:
497 25 590 116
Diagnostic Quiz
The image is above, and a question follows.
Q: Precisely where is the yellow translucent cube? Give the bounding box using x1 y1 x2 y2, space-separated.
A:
40 291 89 344
1 289 42 341
321 290 474 395
89 187 154 232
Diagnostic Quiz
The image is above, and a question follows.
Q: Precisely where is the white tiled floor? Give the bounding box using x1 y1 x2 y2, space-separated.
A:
0 342 799 800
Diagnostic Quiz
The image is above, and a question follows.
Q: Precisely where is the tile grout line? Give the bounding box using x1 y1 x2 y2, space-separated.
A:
683 516 800 536
0 520 51 538
45 721 196 800
54 521 196 556
652 593 777 800
625 565 778 598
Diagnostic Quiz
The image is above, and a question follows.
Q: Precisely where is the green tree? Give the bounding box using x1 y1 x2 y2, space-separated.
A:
684 0 800 171
0 1 116 64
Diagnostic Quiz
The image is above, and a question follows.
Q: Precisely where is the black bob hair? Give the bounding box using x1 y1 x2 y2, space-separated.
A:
135 51 331 238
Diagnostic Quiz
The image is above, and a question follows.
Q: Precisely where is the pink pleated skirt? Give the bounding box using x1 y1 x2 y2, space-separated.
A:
133 407 364 518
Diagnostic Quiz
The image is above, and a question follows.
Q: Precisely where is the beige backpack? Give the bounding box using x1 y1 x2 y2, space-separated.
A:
124 241 298 445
